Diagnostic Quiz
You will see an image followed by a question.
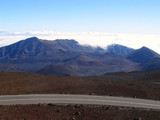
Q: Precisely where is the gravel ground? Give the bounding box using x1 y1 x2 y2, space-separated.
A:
0 104 160 120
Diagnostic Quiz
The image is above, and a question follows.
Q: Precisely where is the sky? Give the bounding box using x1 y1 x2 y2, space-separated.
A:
0 0 160 53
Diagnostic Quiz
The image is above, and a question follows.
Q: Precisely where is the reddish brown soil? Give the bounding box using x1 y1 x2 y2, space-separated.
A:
0 72 160 100
0 104 160 120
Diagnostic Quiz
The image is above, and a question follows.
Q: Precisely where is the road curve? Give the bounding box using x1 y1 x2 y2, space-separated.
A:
0 94 160 110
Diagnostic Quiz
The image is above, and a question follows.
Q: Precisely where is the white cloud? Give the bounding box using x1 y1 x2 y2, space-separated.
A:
0 30 160 53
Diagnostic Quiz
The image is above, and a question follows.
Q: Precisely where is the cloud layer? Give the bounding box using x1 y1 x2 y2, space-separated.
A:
0 30 160 53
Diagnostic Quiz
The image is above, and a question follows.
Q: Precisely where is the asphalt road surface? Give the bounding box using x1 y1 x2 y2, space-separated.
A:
0 94 160 110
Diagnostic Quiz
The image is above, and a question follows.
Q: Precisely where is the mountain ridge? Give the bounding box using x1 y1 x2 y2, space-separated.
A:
0 37 159 76
106 44 135 55
127 46 160 63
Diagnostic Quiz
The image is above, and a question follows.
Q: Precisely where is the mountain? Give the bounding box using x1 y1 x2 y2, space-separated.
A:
127 47 160 70
127 47 160 63
106 44 135 55
0 37 103 72
0 37 97 61
0 63 17 72
37 52 140 76
37 64 77 76
0 37 159 75
142 58 160 70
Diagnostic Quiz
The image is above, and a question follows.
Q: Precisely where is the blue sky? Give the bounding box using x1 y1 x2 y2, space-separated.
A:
0 0 160 53
0 0 160 33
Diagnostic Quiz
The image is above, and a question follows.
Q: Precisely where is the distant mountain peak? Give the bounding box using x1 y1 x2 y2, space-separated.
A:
138 46 159 55
106 44 135 55
141 46 148 49
53 39 79 44
140 46 150 50
20 37 41 44
127 46 160 64
25 37 39 41
0 37 97 60
1 37 160 75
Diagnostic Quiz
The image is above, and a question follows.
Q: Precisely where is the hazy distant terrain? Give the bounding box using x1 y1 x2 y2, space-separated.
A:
0 37 160 76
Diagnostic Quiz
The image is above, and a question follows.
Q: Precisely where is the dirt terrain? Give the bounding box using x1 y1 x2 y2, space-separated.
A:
0 71 160 119
0 104 160 120
0 70 160 100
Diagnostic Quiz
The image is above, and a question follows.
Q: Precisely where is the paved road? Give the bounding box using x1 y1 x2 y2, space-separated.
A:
153 82 160 85
0 94 160 110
